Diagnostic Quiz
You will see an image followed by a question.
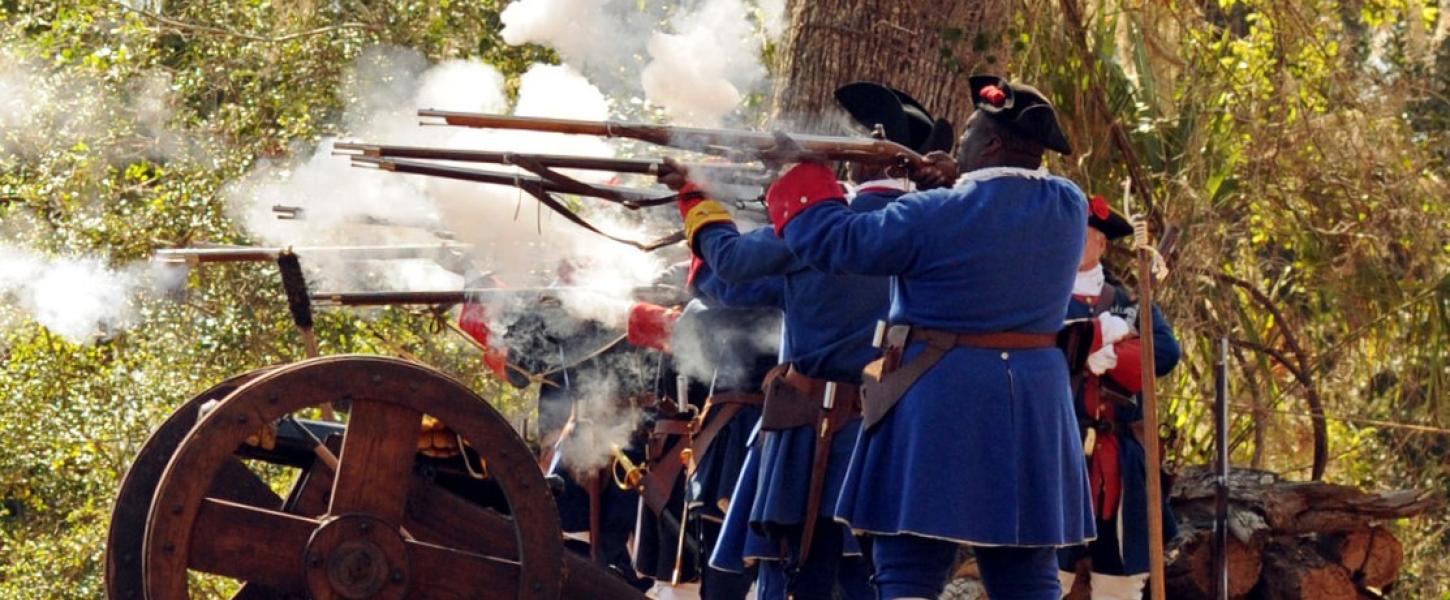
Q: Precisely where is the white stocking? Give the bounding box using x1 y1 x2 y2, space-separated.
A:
1088 572 1148 600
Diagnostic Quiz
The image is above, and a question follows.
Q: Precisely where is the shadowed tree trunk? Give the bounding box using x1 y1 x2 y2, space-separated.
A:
769 0 1011 136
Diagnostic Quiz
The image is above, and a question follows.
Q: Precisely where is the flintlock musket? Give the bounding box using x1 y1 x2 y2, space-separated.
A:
334 142 771 186
310 285 687 308
417 110 932 170
153 244 472 265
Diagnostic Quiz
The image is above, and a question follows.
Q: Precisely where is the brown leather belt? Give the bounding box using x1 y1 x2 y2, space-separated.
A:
637 392 765 516
757 364 863 567
761 365 861 431
861 325 1056 429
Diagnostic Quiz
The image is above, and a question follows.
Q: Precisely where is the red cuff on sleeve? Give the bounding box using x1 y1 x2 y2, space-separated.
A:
628 303 681 351
765 163 846 236
676 182 707 219
1106 337 1144 393
459 303 511 379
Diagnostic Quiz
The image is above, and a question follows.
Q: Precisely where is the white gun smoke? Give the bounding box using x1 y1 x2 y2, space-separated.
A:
0 49 201 344
501 0 784 126
0 243 182 343
224 46 677 472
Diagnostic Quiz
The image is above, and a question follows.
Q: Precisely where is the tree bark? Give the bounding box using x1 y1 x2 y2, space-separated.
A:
768 0 1010 136
1165 527 1263 600
1318 526 1404 590
1253 538 1358 600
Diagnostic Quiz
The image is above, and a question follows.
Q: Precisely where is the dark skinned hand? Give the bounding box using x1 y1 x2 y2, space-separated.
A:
657 157 689 191
911 150 958 190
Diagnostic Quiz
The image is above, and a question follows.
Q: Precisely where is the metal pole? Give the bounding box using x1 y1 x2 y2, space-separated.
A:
1213 337 1231 600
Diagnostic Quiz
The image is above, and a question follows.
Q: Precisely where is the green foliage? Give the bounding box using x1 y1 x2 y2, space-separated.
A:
1015 0 1450 596
0 1 545 596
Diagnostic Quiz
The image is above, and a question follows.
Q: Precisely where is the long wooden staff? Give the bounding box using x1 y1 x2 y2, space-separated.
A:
1123 179 1168 600
1060 0 1169 594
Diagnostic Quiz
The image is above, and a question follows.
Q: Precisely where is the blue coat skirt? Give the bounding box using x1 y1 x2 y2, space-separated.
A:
834 345 1095 547
712 438 863 572
750 418 862 530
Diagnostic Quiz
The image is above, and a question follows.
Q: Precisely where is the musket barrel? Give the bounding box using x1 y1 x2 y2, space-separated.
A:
312 285 685 307
335 142 771 185
349 156 681 205
335 142 663 174
417 109 927 168
154 244 470 265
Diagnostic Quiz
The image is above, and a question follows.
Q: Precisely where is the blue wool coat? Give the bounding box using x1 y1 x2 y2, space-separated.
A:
692 189 901 537
1057 283 1181 575
781 168 1096 547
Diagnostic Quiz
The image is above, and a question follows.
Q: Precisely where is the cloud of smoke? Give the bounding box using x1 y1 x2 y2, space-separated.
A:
223 47 670 335
640 0 768 125
0 244 181 343
0 49 204 164
499 0 780 126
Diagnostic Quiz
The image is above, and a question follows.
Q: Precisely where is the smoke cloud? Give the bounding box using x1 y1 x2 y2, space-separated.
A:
640 0 769 125
0 244 181 343
0 49 203 163
500 0 781 126
224 47 667 300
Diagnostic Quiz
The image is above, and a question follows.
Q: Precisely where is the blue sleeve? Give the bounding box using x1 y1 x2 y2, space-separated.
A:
694 223 799 283
1150 303 1180 377
697 273 784 309
780 195 928 276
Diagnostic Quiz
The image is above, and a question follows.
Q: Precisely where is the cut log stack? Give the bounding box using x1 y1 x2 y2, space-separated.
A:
1160 466 1438 600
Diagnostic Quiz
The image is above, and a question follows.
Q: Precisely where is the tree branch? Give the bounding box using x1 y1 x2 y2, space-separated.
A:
109 1 372 43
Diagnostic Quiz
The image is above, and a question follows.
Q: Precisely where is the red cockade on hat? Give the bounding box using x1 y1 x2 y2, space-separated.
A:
1090 195 1111 220
980 85 1008 107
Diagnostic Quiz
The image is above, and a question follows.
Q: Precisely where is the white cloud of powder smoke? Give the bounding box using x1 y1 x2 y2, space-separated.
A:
501 0 785 126
224 47 663 298
222 47 675 472
0 243 183 344
0 50 202 344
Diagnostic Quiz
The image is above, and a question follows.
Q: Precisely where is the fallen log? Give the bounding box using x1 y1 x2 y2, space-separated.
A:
1317 526 1403 591
1173 466 1441 536
1253 538 1357 600
1165 527 1262 600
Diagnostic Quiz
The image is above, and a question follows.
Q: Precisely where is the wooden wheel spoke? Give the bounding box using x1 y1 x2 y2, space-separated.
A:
208 457 284 509
187 498 318 591
406 539 520 598
329 399 423 525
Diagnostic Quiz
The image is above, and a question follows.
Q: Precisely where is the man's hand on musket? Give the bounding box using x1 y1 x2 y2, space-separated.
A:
657 157 690 191
911 150 958 190
660 158 734 250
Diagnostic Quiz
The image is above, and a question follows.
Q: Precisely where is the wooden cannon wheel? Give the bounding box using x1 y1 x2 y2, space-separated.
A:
141 356 566 600
106 367 280 600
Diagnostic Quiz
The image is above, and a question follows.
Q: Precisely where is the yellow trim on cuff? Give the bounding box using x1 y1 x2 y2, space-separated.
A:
684 200 732 247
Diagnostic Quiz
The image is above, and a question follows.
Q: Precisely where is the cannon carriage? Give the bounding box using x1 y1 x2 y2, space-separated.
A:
105 245 664 600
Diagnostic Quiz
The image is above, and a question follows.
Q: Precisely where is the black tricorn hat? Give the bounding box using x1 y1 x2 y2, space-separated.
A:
835 82 955 154
1088 194 1133 240
968 75 1072 155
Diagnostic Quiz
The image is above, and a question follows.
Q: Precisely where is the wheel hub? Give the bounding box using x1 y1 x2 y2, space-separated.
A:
305 514 408 600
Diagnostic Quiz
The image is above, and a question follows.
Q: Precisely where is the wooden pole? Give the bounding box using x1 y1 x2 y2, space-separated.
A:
1126 180 1167 600
1063 1 1169 595
1136 234 1167 600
